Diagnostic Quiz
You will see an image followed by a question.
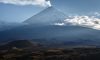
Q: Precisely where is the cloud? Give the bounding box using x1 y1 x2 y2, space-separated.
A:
54 16 100 30
0 0 52 7
94 12 100 16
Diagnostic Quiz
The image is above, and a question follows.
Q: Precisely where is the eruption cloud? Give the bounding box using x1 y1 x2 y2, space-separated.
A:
0 0 52 7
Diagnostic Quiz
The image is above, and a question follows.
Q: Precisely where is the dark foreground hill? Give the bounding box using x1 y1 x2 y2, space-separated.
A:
0 40 42 50
0 40 100 60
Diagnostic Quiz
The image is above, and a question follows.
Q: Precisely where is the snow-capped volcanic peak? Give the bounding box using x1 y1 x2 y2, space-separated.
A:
54 16 100 30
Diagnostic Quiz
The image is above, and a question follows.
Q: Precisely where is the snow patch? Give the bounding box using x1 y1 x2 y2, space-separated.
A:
54 23 65 26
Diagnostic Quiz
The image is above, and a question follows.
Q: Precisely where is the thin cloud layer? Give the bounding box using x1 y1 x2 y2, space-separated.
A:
0 0 51 7
54 16 100 30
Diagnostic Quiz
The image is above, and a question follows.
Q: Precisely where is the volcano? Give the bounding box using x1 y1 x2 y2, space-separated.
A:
0 7 100 47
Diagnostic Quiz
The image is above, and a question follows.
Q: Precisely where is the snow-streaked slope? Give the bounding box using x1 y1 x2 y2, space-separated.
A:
54 16 100 30
24 7 66 24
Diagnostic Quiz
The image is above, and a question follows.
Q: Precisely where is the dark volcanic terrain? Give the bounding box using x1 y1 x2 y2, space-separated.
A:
0 40 100 60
